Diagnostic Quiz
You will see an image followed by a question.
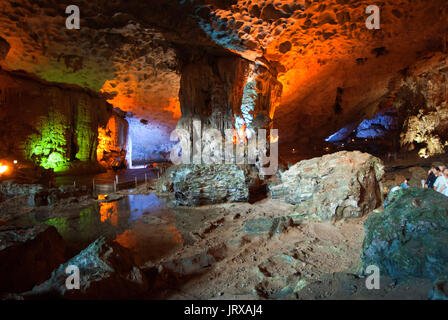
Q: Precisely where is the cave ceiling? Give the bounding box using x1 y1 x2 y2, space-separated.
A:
0 0 447 147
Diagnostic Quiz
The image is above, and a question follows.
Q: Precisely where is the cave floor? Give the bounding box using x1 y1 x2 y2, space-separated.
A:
1 155 443 300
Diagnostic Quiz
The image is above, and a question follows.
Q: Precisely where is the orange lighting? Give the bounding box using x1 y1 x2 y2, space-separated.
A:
97 117 118 163
270 133 279 143
115 229 138 250
99 202 119 226
0 164 8 174
239 123 247 144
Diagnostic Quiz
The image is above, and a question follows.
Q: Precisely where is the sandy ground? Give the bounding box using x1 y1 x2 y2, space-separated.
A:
0 154 440 299
139 198 433 300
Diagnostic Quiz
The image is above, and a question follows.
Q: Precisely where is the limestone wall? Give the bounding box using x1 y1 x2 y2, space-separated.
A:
0 68 123 173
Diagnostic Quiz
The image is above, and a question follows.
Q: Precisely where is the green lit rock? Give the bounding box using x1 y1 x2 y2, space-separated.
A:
0 68 117 175
362 188 448 281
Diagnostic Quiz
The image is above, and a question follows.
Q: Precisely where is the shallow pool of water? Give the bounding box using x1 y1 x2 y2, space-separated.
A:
28 193 184 265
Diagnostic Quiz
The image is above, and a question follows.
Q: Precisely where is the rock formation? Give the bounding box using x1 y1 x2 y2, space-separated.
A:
362 188 448 281
1 0 445 155
97 111 129 169
170 164 255 206
270 151 384 221
393 53 448 156
27 237 148 299
0 225 66 294
0 68 127 173
177 53 249 136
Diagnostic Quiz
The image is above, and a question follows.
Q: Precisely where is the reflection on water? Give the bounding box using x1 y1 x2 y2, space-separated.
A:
40 193 184 264
99 202 118 226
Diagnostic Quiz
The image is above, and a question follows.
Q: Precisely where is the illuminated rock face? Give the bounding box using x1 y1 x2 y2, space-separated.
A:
177 54 248 135
0 225 66 294
97 113 129 169
0 68 118 172
393 53 448 156
0 0 447 155
194 0 448 148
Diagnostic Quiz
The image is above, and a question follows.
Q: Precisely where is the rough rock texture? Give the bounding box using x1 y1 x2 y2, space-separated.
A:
362 188 448 281
270 151 384 221
177 54 248 135
97 111 129 168
0 225 66 294
28 237 148 300
1 0 445 153
199 0 447 148
170 164 253 206
155 166 176 193
0 68 125 172
392 53 448 156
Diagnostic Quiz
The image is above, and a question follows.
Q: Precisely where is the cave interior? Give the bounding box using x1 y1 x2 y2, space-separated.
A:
1 0 448 301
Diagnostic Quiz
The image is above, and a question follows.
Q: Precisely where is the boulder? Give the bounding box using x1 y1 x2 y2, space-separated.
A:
362 188 448 281
0 225 66 294
270 151 384 221
169 164 254 206
254 253 308 299
27 237 148 299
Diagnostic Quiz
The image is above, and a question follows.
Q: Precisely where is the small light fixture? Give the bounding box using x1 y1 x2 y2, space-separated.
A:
13 160 17 164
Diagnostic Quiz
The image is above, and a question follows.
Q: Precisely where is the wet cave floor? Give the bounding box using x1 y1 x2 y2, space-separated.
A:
1 153 443 300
